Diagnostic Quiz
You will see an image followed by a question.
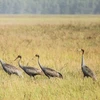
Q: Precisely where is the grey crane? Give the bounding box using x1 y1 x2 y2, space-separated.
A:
14 55 43 78
81 49 97 81
35 54 63 79
0 59 22 76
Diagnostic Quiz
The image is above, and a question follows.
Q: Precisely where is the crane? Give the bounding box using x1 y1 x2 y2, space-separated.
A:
35 54 63 79
14 55 43 78
81 49 97 81
0 59 22 76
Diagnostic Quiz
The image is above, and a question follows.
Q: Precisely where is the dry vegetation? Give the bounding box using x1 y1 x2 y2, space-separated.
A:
0 15 100 100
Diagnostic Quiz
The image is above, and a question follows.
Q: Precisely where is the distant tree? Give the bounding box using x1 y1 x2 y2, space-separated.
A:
0 0 99 14
59 0 67 14
94 0 100 14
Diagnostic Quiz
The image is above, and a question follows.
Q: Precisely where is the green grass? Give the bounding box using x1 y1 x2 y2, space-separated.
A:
0 15 100 100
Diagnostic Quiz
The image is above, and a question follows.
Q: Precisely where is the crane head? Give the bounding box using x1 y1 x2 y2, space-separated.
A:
35 54 39 58
14 55 22 61
81 49 84 54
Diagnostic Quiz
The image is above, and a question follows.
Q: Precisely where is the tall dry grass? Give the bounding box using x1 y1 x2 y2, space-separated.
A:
0 15 100 100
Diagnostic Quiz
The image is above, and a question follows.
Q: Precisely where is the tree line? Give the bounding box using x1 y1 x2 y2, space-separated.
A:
0 0 100 14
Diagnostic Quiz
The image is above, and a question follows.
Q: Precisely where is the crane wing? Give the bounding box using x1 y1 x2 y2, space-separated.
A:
83 66 94 77
44 67 56 71
4 64 19 70
43 67 59 77
23 66 41 74
3 63 20 74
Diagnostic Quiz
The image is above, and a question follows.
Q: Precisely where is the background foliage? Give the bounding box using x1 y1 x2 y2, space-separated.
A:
0 0 100 14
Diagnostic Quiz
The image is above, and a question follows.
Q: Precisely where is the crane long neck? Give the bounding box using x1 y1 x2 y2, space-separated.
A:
37 57 43 70
18 58 23 69
81 53 85 67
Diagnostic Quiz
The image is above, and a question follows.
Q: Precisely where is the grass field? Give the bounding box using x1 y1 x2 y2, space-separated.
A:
0 15 100 100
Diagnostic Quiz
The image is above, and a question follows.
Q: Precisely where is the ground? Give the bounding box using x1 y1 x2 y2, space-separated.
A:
0 15 100 100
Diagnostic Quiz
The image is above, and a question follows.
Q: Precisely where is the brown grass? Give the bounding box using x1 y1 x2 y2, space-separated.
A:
0 15 100 100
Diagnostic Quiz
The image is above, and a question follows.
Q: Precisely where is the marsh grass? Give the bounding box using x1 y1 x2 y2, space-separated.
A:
0 15 100 100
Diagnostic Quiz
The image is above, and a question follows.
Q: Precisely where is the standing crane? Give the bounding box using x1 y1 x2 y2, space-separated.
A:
0 59 22 76
81 49 97 81
14 55 43 78
35 54 63 79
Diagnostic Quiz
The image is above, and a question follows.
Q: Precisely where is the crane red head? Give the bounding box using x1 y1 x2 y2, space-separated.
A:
35 54 40 58
14 55 22 61
81 49 84 54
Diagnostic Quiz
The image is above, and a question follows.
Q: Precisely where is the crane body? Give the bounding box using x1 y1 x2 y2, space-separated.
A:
0 59 22 76
81 49 97 81
35 54 63 79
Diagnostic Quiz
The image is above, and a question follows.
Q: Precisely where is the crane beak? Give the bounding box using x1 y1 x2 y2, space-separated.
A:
14 56 19 61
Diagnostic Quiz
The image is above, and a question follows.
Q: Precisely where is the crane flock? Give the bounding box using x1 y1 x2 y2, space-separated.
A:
0 49 97 81
14 55 43 78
